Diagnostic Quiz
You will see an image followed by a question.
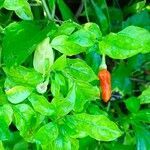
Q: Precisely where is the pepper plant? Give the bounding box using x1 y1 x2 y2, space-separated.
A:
0 0 150 150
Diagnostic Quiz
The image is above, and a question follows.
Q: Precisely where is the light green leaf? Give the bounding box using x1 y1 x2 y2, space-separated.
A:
0 141 4 150
28 93 55 116
66 58 98 82
33 37 54 74
65 113 122 141
3 66 43 86
99 26 150 59
74 80 99 112
0 104 13 126
34 122 58 145
84 22 102 40
51 84 76 119
3 0 33 20
51 35 85 55
6 86 33 104
52 55 67 71
13 104 37 138
69 29 95 47
139 87 150 104
0 87 8 105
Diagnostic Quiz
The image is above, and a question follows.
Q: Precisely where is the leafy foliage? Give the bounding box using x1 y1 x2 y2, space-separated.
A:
0 0 150 149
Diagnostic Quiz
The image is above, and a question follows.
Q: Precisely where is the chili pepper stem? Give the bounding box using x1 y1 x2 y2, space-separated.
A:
99 54 107 70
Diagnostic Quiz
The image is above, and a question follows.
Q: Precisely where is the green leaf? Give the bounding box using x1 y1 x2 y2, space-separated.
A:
69 29 95 47
0 0 4 8
66 58 98 82
83 22 102 40
90 0 110 34
28 93 54 116
138 87 150 104
52 55 67 71
112 62 132 95
0 118 10 141
34 122 58 145
133 123 150 150
133 109 150 123
57 0 75 21
0 104 13 141
3 0 33 20
74 80 99 112
51 35 85 56
13 104 37 138
0 104 13 126
123 10 150 31
125 97 140 113
99 26 150 59
0 87 8 105
6 86 33 104
0 141 4 150
2 21 56 67
51 84 76 119
65 113 122 141
55 21 79 36
33 37 54 74
3 66 43 86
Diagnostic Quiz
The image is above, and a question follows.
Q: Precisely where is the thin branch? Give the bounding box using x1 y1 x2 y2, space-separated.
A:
83 0 90 22
41 0 52 20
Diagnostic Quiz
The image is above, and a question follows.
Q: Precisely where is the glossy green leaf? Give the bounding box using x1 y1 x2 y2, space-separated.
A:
28 93 54 116
83 22 102 40
55 21 79 36
34 122 58 145
51 35 85 55
66 58 98 82
51 84 76 119
138 87 150 104
0 87 8 105
0 104 13 126
6 86 33 104
65 113 122 141
99 26 150 59
33 37 54 74
3 66 43 86
69 29 95 47
125 97 140 113
13 104 37 138
2 21 56 67
3 0 33 20
74 80 99 112
52 55 67 71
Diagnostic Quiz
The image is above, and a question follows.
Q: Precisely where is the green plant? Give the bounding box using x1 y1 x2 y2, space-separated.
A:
0 0 150 149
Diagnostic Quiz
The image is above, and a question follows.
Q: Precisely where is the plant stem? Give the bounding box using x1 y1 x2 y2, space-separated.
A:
41 0 52 20
99 54 107 70
83 0 90 22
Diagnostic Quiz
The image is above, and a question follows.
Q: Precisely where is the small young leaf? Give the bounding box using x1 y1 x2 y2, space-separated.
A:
33 37 54 74
138 87 150 104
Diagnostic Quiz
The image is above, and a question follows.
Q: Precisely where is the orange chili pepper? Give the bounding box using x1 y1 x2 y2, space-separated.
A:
98 69 111 102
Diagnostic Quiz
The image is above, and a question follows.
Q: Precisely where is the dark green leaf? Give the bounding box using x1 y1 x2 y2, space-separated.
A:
2 21 56 67
125 97 140 113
